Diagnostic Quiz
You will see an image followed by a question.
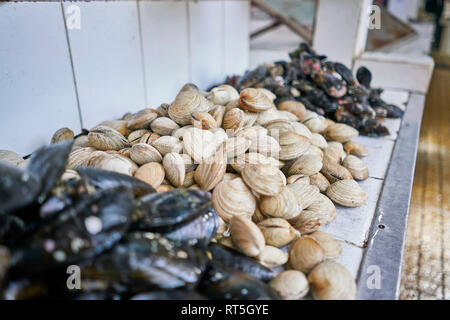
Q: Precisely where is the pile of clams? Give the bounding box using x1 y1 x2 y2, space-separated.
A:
223 42 404 136
0 81 372 300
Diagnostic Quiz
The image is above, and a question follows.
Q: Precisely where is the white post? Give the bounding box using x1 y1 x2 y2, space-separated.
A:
313 0 372 68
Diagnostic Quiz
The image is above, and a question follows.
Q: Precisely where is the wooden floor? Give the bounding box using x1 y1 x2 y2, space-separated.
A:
400 68 450 300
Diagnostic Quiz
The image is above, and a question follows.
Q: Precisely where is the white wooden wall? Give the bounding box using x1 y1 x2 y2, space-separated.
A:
0 0 250 156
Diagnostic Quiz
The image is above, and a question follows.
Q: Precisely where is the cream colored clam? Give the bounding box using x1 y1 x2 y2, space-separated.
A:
67 147 96 169
163 153 185 188
51 127 74 144
326 179 367 207
342 155 369 181
289 237 325 273
88 126 130 151
265 119 312 139
344 141 369 157
287 183 320 210
324 123 358 142
230 215 265 257
258 218 300 247
194 148 226 191
207 84 239 105
230 152 283 173
152 136 183 156
277 100 307 120
310 133 328 149
309 172 331 192
303 114 327 133
277 132 311 161
212 177 256 222
269 270 309 300
321 156 352 183
239 88 273 112
222 136 251 159
286 174 310 185
0 150 25 166
222 108 245 133
256 245 288 268
168 90 212 125
127 129 150 145
248 135 280 158
150 117 180 136
308 231 342 260
191 111 218 129
241 164 286 196
259 187 301 219
182 171 196 188
182 127 219 163
127 108 158 130
130 143 162 165
288 154 322 176
209 105 226 127
236 126 268 140
134 162 165 188
88 152 137 176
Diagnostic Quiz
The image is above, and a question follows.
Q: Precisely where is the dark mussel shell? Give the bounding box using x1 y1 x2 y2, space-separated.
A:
356 66 372 88
131 290 207 300
27 140 73 202
76 167 156 197
163 208 219 246
0 161 41 216
132 189 212 232
198 260 280 300
9 186 134 276
208 245 277 282
358 118 390 137
333 62 356 86
79 232 208 292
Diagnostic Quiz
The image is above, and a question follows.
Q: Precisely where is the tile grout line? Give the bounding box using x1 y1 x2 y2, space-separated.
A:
136 0 149 106
60 2 84 130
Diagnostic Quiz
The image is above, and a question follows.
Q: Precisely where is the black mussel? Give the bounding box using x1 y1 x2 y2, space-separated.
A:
163 208 219 246
9 186 134 276
76 167 156 197
312 70 347 98
198 260 280 300
334 62 356 86
0 162 41 216
208 245 276 282
381 104 404 118
236 65 267 89
80 232 208 292
131 290 207 300
296 80 337 114
334 106 361 129
358 118 390 137
27 140 73 202
356 66 372 88
132 189 212 232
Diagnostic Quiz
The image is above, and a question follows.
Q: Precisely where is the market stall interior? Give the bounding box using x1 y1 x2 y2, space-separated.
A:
0 0 446 300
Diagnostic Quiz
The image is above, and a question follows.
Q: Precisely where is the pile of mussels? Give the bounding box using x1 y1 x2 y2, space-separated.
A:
223 43 404 136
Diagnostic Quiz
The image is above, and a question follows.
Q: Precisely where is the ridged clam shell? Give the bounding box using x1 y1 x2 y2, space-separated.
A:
344 141 369 157
289 237 325 273
308 231 342 260
286 174 310 185
288 154 322 176
309 172 331 192
288 183 320 210
258 218 300 248
248 135 281 158
209 105 226 127
239 88 273 112
212 177 256 222
139 132 160 145
231 153 284 173
308 261 356 300
259 187 301 219
342 155 369 181
0 150 25 166
310 133 328 149
191 111 218 129
150 117 180 136
130 143 162 165
88 152 137 176
98 120 129 137
277 100 307 120
152 136 183 156
67 147 96 169
289 193 336 234
321 155 352 183
134 162 165 188
88 126 130 151
127 129 150 145
169 90 212 125
256 245 288 268
222 108 245 133
207 84 239 105
277 132 311 161
236 126 268 140
162 153 185 187
194 148 226 191
181 171 196 188
257 88 277 102
265 119 312 139
222 136 251 159
51 127 74 144
324 123 358 142
326 179 367 207
127 108 158 130
182 127 220 163
303 114 327 133
241 163 286 196
230 215 265 257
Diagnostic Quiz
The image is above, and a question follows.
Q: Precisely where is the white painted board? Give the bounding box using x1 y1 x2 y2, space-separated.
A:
139 0 190 107
0 2 81 156
64 1 146 129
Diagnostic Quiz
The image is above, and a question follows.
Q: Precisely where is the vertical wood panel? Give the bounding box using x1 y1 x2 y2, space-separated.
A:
0 2 81 156
139 0 190 106
64 1 146 129
189 0 224 90
224 0 250 76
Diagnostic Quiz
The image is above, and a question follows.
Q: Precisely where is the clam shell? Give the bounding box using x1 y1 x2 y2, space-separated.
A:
277 100 307 120
310 133 328 149
257 88 277 102
182 171 196 188
269 270 309 300
236 126 268 140
156 184 174 193
277 132 311 161
289 193 336 234
342 155 369 181
248 135 281 158
256 108 285 126
150 117 180 136
127 108 158 130
303 114 327 133
88 125 130 151
169 90 212 125
252 207 267 224
327 141 347 161
67 147 96 169
326 179 367 207
241 164 286 196
306 145 324 158
155 103 170 117
230 152 283 173
212 177 256 222
243 111 259 128
256 245 288 268
308 261 356 300
194 148 226 191
51 127 74 144
309 172 331 192
98 120 130 137
130 143 163 165
265 119 312 139
287 183 320 210
222 136 251 159
321 156 353 183
308 231 342 260
207 84 239 105
139 132 160 145
88 152 137 176
324 123 358 142
288 154 322 176
230 215 265 257
259 187 301 219
289 237 325 273
258 218 300 247
152 136 183 156
209 105 226 127
191 111 218 129
286 174 310 185
134 162 165 188
182 127 220 163
127 129 151 145
162 152 185 187
222 108 245 133
0 150 24 166
344 141 369 157
239 88 273 112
